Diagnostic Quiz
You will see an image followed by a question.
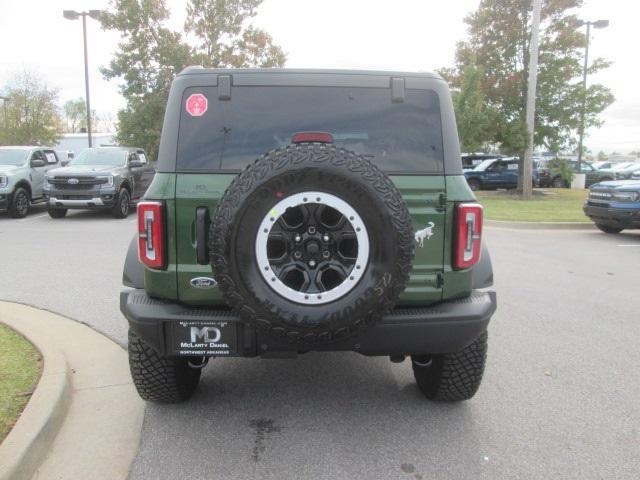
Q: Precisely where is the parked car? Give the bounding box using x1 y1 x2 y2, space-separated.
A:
591 161 614 170
0 146 61 218
464 157 537 190
461 153 502 170
584 179 640 233
120 68 496 404
613 162 640 180
537 159 614 188
44 146 155 218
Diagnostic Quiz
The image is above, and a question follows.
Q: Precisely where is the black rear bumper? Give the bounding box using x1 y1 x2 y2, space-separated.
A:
120 289 497 357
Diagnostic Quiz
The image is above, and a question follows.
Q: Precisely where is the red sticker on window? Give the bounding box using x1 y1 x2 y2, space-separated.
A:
185 93 208 117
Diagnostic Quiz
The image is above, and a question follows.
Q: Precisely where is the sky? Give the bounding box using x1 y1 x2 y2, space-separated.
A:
0 0 637 154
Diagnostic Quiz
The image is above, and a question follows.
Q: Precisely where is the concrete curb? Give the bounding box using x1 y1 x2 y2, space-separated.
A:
0 322 72 480
0 301 145 480
486 219 595 230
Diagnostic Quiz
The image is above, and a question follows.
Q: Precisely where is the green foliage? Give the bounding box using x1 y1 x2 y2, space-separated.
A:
0 323 42 442
102 0 286 159
0 72 63 146
185 0 285 68
448 63 497 152
63 98 87 133
556 158 574 186
445 0 614 156
101 0 192 159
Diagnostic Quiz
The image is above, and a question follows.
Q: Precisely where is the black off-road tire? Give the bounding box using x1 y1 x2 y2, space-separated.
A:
112 188 131 218
595 223 623 234
48 208 68 219
467 178 481 191
211 143 414 344
411 331 488 401
9 187 30 218
128 330 201 403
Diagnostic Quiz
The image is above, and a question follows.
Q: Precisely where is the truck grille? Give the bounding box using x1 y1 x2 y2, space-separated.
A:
50 176 107 186
589 190 612 200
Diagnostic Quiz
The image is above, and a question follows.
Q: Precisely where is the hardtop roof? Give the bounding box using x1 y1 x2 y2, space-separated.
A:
177 66 443 81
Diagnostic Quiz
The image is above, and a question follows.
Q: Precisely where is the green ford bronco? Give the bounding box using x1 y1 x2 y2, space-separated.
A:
120 68 496 403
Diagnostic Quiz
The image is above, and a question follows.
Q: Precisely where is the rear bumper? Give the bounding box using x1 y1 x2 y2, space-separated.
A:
120 289 497 357
583 204 640 228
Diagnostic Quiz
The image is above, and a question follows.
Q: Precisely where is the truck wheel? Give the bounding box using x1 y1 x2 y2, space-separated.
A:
112 189 130 218
9 187 30 218
595 223 623 234
552 176 566 188
211 143 414 344
128 330 201 403
48 208 68 219
411 331 488 401
467 178 481 191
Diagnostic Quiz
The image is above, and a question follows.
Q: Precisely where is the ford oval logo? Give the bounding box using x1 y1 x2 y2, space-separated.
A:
190 277 217 289
67 178 79 185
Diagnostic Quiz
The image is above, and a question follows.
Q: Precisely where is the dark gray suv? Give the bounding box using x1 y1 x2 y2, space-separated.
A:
44 147 156 218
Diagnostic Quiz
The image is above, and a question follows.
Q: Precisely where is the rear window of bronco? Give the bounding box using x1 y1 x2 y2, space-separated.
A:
177 86 444 174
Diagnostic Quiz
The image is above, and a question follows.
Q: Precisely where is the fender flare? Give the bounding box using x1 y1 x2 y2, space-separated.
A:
471 242 493 289
123 235 144 289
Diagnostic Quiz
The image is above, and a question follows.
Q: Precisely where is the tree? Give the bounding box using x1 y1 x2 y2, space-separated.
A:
596 150 607 161
442 0 614 175
63 98 87 133
447 63 496 152
0 72 63 146
101 0 286 159
185 0 285 68
101 1 192 159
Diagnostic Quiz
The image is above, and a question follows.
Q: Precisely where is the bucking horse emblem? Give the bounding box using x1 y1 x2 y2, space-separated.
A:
414 222 435 248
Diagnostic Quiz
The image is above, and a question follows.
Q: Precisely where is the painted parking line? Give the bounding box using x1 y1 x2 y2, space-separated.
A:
616 244 640 247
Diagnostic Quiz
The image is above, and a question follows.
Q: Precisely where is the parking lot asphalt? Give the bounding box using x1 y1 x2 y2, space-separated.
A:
1 207 639 480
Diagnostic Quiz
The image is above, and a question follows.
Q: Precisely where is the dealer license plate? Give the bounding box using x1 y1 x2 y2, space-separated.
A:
171 320 237 356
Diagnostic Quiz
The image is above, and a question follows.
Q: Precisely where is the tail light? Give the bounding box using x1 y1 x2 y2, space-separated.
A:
138 201 165 269
454 203 483 270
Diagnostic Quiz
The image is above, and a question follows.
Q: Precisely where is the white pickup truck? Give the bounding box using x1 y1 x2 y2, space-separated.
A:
0 146 61 218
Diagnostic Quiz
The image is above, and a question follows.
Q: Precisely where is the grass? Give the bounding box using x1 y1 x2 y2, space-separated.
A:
0 323 42 442
476 188 590 222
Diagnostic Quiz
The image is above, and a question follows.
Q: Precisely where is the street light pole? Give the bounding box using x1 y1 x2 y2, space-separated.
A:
576 19 609 172
522 0 542 200
81 13 93 148
63 10 103 148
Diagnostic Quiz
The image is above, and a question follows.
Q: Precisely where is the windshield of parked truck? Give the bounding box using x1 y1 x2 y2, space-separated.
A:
71 148 126 167
473 159 496 171
0 148 28 166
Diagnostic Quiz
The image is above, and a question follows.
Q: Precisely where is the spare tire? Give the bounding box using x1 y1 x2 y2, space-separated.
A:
210 143 414 343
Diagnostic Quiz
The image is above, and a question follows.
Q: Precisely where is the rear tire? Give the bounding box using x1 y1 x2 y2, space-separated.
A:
112 189 130 218
48 208 68 219
128 330 201 403
412 331 488 401
595 223 623 234
9 187 30 218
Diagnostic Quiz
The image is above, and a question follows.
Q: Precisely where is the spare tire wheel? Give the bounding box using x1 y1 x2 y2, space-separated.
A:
210 143 414 343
